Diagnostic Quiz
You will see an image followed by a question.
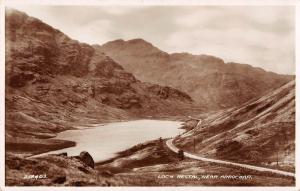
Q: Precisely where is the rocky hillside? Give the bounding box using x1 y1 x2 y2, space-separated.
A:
100 39 293 110
175 80 295 172
5 9 193 155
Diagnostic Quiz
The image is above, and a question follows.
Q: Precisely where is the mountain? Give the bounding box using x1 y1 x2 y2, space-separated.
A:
5 9 193 155
100 39 293 110
175 80 295 171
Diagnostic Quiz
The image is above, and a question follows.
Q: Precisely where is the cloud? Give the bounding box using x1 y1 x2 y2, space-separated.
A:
8 5 295 74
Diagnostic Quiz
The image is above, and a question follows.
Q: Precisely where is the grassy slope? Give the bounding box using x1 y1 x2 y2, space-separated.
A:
95 139 294 186
6 139 294 186
175 81 295 172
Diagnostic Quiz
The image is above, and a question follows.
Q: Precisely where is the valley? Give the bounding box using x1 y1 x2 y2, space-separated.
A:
4 8 295 187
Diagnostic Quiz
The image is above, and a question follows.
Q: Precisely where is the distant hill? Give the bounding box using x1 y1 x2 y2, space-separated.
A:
100 39 293 110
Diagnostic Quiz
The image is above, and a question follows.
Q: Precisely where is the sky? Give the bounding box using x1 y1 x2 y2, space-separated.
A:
8 5 295 74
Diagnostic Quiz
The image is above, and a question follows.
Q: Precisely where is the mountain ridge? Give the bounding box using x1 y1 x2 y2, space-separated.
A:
100 38 293 110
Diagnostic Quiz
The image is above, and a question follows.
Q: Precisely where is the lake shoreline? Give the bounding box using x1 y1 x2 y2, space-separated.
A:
26 119 186 162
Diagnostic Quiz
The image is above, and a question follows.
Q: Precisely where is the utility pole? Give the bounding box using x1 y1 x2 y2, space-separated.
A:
277 151 279 166
275 141 279 166
62 108 66 121
91 80 96 98
193 136 196 153
28 40 33 54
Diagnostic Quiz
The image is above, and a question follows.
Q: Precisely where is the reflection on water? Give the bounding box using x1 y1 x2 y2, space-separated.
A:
37 120 184 162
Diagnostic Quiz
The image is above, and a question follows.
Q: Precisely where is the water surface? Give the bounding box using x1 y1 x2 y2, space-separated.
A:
36 120 184 162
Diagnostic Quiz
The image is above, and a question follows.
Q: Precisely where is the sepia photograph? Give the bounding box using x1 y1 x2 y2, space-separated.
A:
2 0 297 188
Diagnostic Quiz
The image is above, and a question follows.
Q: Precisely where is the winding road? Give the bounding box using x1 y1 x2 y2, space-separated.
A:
166 138 295 178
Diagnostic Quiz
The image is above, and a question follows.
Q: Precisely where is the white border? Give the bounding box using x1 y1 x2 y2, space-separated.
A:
295 1 299 190
2 0 299 6
0 0 299 191
1 0 6 190
0 188 298 191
